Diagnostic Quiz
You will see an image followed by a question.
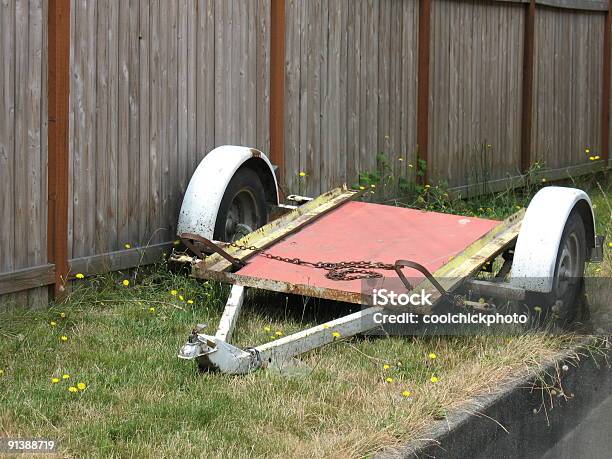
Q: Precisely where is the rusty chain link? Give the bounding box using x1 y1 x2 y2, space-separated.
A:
227 241 397 281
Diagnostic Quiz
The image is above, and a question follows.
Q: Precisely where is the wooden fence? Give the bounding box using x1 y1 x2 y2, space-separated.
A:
0 0 610 306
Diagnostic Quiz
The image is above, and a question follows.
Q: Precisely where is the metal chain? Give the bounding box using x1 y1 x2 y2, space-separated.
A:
227 241 396 281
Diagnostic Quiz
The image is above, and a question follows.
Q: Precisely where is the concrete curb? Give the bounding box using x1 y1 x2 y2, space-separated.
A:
379 338 611 459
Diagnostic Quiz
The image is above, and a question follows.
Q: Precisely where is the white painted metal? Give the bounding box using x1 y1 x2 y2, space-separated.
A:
177 145 279 239
178 305 384 374
256 307 382 369
215 285 246 342
178 335 255 374
511 186 595 293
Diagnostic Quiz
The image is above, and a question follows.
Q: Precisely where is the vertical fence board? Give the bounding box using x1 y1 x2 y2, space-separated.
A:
1 0 16 306
1 0 48 307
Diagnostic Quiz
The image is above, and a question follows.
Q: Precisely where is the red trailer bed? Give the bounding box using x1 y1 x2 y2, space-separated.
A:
236 201 499 296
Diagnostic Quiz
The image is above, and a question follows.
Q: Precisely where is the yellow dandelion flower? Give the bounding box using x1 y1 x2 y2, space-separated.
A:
370 184 376 188
60 336 68 342
170 290 178 296
62 374 70 380
424 184 431 188
541 178 546 182
275 331 283 337
398 157 404 161
589 156 596 161
263 326 271 332
385 377 394 383
383 364 391 370
534 306 542 313
593 204 597 209
430 376 439 383
607 242 612 248
359 186 365 190
478 298 485 304
60 312 66 318
486 144 492 148
594 267 602 273
384 134 390 140
122 279 130 287
428 352 437 359
331 331 341 339
515 205 522 210
124 243 131 249
0 369 4 377
187 299 194 304
75 273 85 279
270 335 276 340
585 148 590 153
77 382 87 390
179 295 184 301
68 386 78 393
408 164 414 168
173 240 180 246
148 307 155 313
51 377 60 384
50 321 57 327
402 390 411 397
594 155 600 160
322 324 330 329
299 171 306 177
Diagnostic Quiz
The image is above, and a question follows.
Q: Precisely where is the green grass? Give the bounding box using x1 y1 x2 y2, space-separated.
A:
0 178 610 458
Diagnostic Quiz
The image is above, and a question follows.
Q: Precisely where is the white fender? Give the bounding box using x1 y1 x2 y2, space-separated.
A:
511 186 595 293
177 145 279 239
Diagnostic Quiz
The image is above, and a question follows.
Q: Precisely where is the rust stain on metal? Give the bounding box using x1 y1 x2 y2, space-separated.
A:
196 269 365 305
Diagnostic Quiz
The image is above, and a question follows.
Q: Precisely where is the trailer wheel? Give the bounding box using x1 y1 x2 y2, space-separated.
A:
527 210 587 326
214 168 268 242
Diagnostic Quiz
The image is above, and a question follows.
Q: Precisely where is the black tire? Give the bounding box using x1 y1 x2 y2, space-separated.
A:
526 211 587 326
214 168 268 242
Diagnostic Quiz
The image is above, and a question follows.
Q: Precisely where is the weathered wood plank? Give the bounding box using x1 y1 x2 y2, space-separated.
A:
116 0 130 249
69 242 173 277
0 265 55 296
128 0 140 247
108 0 119 251
256 0 270 155
139 0 151 245
0 0 16 306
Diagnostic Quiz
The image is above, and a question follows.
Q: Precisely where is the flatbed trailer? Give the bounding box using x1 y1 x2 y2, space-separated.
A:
172 146 603 374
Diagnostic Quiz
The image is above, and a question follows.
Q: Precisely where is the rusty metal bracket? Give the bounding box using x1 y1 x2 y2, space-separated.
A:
179 233 246 270
394 259 466 309
394 259 448 296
